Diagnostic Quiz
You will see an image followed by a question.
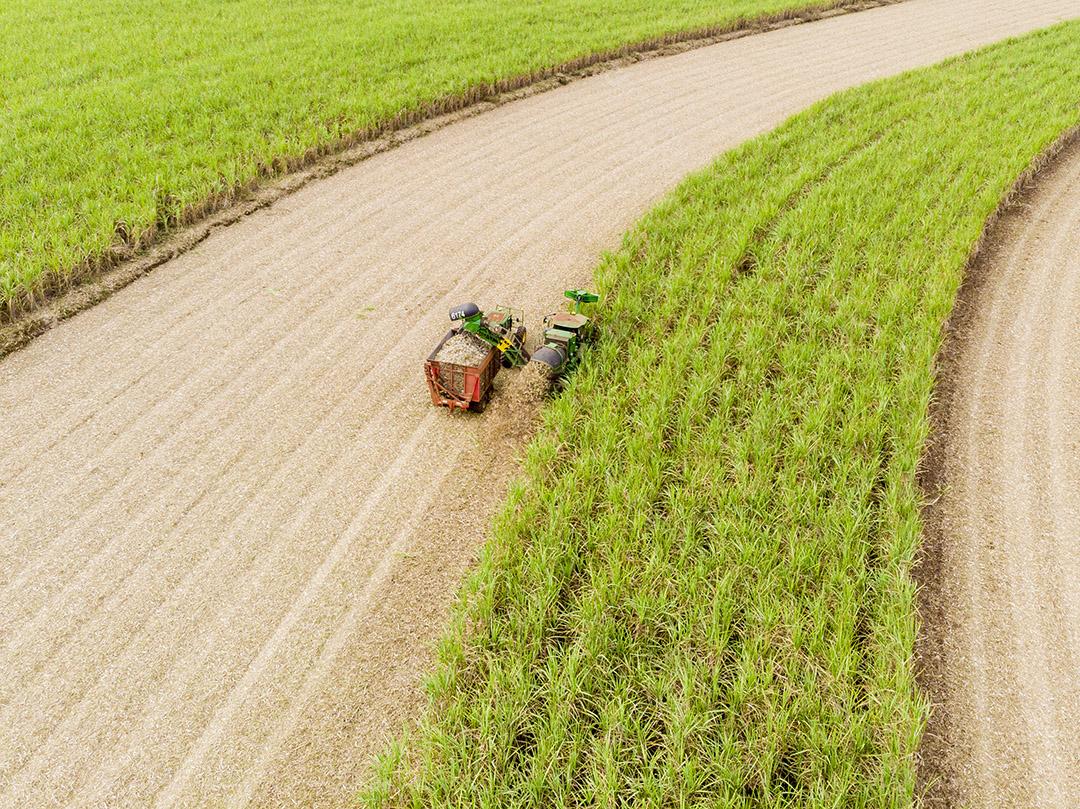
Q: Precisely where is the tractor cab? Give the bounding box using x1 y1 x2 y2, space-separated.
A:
542 312 589 359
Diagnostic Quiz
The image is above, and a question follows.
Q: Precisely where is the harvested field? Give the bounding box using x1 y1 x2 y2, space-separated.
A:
0 1 1077 806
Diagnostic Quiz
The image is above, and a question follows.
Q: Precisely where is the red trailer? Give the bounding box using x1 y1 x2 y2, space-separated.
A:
424 329 500 411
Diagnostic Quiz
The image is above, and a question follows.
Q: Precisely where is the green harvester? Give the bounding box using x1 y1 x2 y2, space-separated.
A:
530 289 599 374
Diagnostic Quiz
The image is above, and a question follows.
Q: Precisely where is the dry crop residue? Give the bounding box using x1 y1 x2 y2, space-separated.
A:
483 361 554 443
505 360 554 409
918 141 1080 808
0 1 1077 805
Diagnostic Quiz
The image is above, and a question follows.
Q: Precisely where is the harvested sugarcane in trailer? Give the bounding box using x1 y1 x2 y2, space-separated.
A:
425 303 528 411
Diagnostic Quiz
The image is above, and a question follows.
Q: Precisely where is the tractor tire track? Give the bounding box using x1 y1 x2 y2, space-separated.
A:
1 1 1078 805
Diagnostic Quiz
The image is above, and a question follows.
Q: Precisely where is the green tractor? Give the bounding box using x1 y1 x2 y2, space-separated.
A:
448 303 529 367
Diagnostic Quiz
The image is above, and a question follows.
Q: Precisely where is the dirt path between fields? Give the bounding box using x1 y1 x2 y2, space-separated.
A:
1 1 1078 805
918 138 1080 808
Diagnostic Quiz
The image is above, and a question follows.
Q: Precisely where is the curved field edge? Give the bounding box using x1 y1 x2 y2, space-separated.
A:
913 126 1080 806
0 0 897 327
360 22 1080 808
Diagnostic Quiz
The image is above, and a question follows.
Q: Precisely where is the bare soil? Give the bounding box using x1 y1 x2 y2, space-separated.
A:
0 1 1077 805
918 137 1080 807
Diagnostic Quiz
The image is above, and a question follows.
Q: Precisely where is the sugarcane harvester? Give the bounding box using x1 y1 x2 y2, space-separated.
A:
531 289 599 375
424 290 598 411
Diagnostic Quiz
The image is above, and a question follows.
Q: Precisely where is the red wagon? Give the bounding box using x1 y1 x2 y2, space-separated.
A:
424 329 500 412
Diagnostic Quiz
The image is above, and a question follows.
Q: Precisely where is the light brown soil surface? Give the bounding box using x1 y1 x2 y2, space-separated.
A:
919 140 1080 808
1 1 1078 805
